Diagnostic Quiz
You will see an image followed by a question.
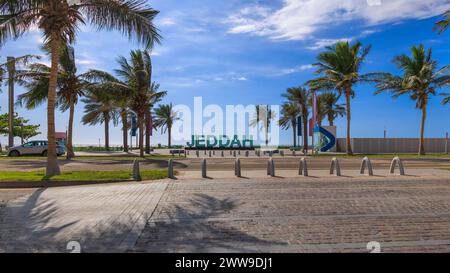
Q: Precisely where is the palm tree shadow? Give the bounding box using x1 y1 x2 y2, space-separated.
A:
1 193 286 253
135 194 287 253
0 189 79 252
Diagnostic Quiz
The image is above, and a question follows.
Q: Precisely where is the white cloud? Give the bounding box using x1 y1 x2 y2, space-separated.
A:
160 18 177 26
278 64 314 75
307 38 353 50
227 0 449 41
77 59 96 65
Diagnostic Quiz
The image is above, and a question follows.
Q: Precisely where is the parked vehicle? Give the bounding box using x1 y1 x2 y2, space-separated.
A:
8 141 66 157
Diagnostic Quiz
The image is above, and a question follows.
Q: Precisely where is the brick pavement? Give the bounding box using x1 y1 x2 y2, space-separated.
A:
1 176 450 253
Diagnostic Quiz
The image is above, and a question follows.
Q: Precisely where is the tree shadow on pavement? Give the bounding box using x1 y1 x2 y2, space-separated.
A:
133 194 287 253
0 192 286 253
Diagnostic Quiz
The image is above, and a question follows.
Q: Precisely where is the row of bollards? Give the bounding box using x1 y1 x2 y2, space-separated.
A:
135 157 406 181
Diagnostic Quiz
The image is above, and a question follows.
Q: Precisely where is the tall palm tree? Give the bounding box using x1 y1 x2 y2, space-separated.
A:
82 69 132 153
370 45 450 155
279 102 300 147
319 92 345 126
153 103 179 148
16 45 92 159
145 82 165 153
250 105 276 147
0 55 39 148
307 41 371 155
85 51 166 157
282 87 311 153
434 9 450 33
114 50 166 157
81 86 118 150
0 0 161 176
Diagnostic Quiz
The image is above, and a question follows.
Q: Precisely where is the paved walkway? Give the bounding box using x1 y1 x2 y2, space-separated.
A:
1 175 450 253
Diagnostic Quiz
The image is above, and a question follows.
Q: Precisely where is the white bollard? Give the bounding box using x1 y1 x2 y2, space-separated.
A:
390 157 405 176
299 158 308 177
267 158 275 177
235 158 241 177
168 159 175 179
330 157 341 176
202 158 207 178
360 157 374 176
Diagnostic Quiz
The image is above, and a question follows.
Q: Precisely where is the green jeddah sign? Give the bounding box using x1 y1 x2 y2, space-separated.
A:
186 135 254 149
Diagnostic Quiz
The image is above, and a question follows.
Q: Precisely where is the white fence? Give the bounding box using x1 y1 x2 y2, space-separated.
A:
336 138 449 154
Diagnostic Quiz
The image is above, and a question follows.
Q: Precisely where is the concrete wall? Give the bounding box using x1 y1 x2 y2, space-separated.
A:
336 138 449 154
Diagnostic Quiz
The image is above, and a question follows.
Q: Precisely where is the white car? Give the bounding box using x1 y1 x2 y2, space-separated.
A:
8 141 66 157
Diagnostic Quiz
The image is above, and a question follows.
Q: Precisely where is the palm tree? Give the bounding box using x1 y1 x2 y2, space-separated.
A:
17 45 92 159
319 92 345 126
307 41 371 155
85 51 166 157
282 87 311 153
434 9 450 33
279 102 300 147
0 0 161 176
81 86 119 150
0 55 39 148
370 45 450 155
82 69 131 153
145 82 165 153
153 103 179 148
250 105 276 147
114 51 166 156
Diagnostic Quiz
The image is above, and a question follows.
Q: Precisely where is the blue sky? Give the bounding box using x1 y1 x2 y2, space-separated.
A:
1 0 450 146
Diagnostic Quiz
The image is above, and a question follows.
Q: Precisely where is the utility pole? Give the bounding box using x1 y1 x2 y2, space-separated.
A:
7 57 15 148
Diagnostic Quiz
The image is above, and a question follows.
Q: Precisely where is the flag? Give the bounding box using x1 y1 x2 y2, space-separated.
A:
297 116 302 136
309 119 313 137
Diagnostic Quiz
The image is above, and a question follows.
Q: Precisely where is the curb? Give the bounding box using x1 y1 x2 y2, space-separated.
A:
0 179 137 189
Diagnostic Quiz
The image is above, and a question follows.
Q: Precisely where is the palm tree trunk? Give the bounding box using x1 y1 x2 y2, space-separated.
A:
121 110 128 153
7 57 15 149
138 114 144 157
145 110 151 154
168 126 172 148
66 99 75 159
46 35 61 176
303 116 308 154
104 114 110 151
345 88 353 155
265 127 269 146
328 113 334 127
419 105 427 155
292 124 297 147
